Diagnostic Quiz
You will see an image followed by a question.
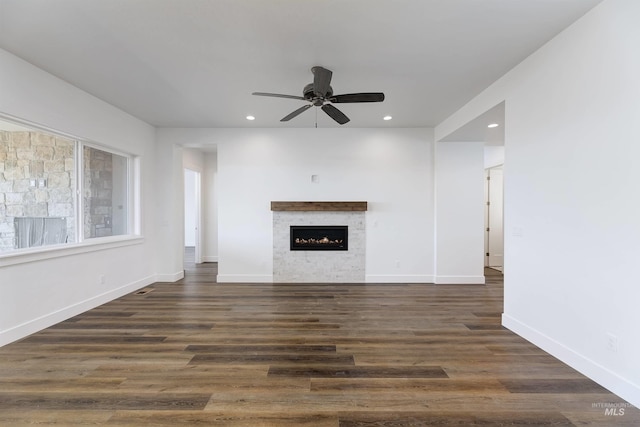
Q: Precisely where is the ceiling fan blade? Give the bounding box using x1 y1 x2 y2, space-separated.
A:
311 66 332 97
330 93 385 103
253 92 306 101
321 104 350 125
281 104 312 122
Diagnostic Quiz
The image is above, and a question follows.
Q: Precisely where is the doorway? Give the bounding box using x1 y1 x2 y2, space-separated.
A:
184 168 202 264
485 166 503 271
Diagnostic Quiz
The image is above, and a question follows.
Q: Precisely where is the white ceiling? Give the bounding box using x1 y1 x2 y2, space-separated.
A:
0 0 602 130
440 101 505 145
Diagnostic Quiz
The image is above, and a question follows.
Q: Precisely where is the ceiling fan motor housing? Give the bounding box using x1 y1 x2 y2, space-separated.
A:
304 83 332 105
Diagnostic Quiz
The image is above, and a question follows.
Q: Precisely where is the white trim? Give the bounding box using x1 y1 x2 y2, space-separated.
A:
434 275 485 284
0 274 156 347
74 141 83 240
132 156 142 236
502 314 640 409
217 274 272 283
0 236 144 268
366 275 435 283
155 271 185 283
202 256 218 262
0 112 81 141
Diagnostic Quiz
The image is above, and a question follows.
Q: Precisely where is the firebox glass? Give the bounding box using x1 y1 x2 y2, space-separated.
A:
290 225 348 251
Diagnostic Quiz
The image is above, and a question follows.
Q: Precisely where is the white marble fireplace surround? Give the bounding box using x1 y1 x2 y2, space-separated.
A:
272 204 366 283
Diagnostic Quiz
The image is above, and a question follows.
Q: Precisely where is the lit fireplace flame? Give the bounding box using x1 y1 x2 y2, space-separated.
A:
295 237 344 245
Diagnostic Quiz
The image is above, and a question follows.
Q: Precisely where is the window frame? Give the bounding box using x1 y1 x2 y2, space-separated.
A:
0 114 142 267
79 142 135 241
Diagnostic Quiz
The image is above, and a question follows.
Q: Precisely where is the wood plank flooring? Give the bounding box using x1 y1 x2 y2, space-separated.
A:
0 256 637 426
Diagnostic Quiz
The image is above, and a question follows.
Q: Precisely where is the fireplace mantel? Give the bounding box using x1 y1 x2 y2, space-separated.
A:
271 201 367 212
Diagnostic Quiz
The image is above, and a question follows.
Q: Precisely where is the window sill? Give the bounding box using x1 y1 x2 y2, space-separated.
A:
0 235 145 268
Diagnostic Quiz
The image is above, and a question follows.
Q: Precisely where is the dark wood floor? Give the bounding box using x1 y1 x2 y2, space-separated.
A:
0 251 637 426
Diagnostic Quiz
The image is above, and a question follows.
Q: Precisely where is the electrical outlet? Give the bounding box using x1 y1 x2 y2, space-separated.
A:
606 333 619 353
99 275 106 285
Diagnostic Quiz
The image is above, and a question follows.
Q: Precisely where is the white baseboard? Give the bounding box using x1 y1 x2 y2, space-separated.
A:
217 274 438 284
366 275 435 283
434 275 485 284
202 256 218 262
155 271 184 282
0 275 156 347
216 274 272 283
502 313 640 409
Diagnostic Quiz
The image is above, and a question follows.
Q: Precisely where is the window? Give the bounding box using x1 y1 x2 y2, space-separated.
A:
83 146 129 238
0 117 136 254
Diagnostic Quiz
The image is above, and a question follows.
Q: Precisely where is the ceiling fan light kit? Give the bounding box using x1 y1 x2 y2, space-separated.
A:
252 66 384 125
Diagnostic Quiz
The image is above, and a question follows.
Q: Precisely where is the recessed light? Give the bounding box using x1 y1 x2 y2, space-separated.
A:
383 115 392 121
246 115 255 121
487 123 499 128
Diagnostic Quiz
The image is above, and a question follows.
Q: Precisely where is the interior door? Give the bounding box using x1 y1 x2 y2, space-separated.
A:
486 167 504 268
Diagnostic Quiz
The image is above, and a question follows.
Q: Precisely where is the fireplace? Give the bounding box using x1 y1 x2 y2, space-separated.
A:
290 225 348 251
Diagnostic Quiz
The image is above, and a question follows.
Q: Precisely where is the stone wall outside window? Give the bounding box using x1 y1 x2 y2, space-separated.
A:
0 131 75 251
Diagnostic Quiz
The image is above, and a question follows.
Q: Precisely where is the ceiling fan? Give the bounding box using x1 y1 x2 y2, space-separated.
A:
252 66 384 125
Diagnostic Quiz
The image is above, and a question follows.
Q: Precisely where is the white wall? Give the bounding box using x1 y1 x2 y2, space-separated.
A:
183 147 205 172
215 128 436 283
153 139 185 280
436 0 640 407
0 48 158 346
484 146 505 169
434 141 485 283
203 152 218 262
